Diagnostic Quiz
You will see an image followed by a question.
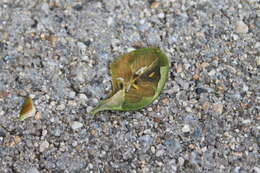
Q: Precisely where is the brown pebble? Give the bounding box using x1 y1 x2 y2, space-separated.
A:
200 62 209 69
14 136 21 144
155 136 161 144
216 85 225 93
47 35 57 47
240 103 247 109
162 97 169 105
153 117 161 123
193 74 200 80
35 111 41 120
31 32 36 37
90 129 96 136
132 41 144 49
151 1 160 9
48 1 59 8
10 136 21 147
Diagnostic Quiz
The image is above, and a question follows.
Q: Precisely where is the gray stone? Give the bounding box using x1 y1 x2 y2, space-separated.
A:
28 167 40 173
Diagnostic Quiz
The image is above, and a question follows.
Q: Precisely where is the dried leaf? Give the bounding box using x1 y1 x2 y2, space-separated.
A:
90 48 169 114
19 96 36 121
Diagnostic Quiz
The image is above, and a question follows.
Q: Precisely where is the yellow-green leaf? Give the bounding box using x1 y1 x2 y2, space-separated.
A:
90 47 169 114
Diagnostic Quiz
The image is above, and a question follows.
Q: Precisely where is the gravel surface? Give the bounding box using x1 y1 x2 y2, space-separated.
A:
0 0 259 172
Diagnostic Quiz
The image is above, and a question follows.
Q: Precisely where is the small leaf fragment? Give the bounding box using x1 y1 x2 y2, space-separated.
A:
90 47 169 114
19 96 36 121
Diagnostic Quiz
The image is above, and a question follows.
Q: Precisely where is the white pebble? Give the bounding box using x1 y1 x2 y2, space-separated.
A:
107 17 114 26
56 104 65 111
87 106 93 113
39 141 49 152
42 130 48 136
156 149 165 157
79 93 88 100
71 121 83 130
151 146 156 154
242 119 251 124
158 12 165 19
254 167 260 173
256 56 260 66
178 157 185 166
182 124 190 133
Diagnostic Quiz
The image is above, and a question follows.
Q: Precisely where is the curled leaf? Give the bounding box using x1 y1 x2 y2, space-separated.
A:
90 48 169 114
19 96 36 121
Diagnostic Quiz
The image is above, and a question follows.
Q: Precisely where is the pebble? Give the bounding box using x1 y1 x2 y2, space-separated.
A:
201 146 207 152
193 74 200 80
39 141 49 152
162 97 169 105
208 70 216 76
86 106 93 113
34 112 41 120
256 56 260 66
242 119 251 124
235 21 249 33
41 2 50 14
176 64 183 73
151 1 160 9
47 35 57 47
42 129 48 137
182 124 191 133
72 141 78 147
213 103 224 114
199 62 209 69
56 104 65 111
107 17 114 26
0 128 6 137
147 107 153 112
71 121 83 130
0 110 5 116
195 88 207 94
254 167 260 173
81 56 89 61
28 167 40 173
156 149 165 157
10 136 21 146
79 93 88 100
185 107 192 112
232 34 239 40
178 157 185 166
158 12 165 19
151 146 156 154
68 91 76 98
53 128 61 137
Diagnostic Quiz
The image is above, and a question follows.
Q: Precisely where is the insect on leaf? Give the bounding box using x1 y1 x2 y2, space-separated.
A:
19 96 36 121
90 48 169 114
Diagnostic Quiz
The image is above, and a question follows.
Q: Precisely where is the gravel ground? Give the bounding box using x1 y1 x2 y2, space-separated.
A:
0 0 259 172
